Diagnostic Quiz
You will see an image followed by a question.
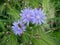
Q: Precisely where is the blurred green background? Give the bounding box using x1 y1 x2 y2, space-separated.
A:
0 0 60 45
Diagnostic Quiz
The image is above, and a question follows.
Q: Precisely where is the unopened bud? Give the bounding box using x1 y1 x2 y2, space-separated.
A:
4 3 6 6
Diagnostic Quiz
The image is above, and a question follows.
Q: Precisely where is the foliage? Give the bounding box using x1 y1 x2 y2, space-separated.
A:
0 0 60 45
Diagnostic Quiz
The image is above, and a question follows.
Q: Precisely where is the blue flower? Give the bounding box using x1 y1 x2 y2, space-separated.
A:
20 8 46 26
20 8 34 25
12 20 26 35
32 8 46 25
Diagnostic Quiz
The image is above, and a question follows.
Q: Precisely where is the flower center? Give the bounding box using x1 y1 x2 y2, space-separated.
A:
36 15 40 19
27 15 30 18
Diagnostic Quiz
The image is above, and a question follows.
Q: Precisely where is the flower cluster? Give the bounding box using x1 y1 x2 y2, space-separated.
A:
21 8 46 25
12 8 46 35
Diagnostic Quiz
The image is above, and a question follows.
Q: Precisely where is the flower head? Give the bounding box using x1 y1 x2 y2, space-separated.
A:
20 8 34 25
12 20 26 35
32 8 46 25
